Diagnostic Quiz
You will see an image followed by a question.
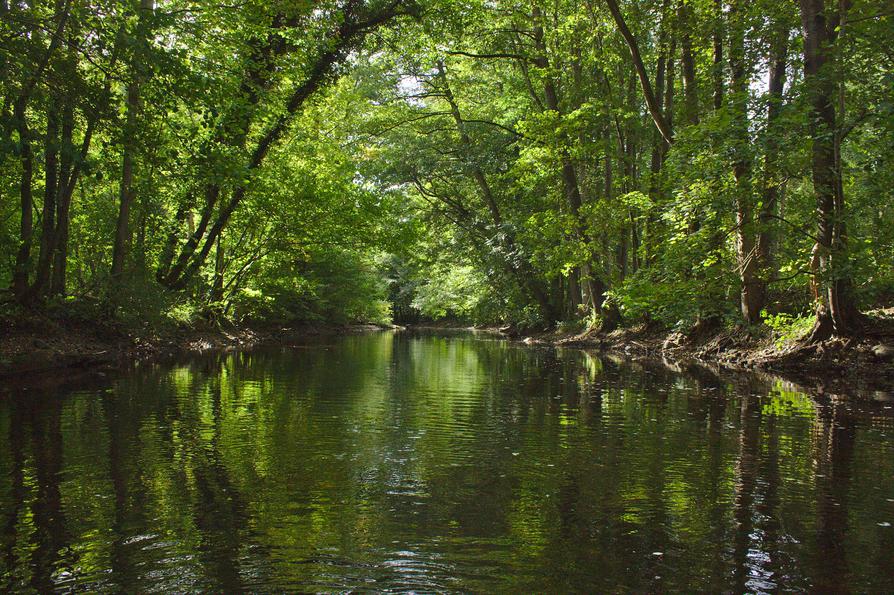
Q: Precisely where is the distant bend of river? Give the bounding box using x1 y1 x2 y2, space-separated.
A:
1 330 893 592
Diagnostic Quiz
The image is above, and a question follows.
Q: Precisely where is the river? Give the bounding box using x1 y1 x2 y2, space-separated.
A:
1 330 893 592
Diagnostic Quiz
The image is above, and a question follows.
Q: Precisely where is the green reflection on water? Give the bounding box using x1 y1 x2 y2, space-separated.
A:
1 331 893 592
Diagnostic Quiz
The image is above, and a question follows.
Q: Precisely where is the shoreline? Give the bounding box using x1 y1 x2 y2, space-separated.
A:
0 313 395 379
3 313 893 397
541 319 894 396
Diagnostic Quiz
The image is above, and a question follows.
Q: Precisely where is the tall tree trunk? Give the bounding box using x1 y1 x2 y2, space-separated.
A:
533 5 593 314
24 13 120 298
713 0 725 110
799 0 861 339
756 22 790 295
111 2 155 283
49 21 83 298
29 18 78 299
111 78 137 282
678 0 699 125
34 102 59 296
50 197 71 296
51 90 77 297
539 5 616 316
11 97 34 301
664 39 676 131
646 10 672 264
211 233 225 304
730 0 764 323
9 0 71 300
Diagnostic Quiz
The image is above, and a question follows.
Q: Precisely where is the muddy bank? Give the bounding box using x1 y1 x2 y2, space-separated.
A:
541 313 894 395
0 313 393 378
5 310 893 396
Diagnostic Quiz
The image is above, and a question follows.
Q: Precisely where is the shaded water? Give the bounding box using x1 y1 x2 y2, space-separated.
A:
1 330 894 592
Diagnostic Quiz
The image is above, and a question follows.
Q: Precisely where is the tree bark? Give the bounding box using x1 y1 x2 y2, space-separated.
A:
11 97 34 301
50 194 71 296
756 22 789 295
678 0 699 125
50 22 114 297
112 0 155 282
729 0 764 323
9 0 72 300
664 39 676 131
533 4 603 313
34 101 59 295
646 7 672 264
799 0 862 339
713 0 725 110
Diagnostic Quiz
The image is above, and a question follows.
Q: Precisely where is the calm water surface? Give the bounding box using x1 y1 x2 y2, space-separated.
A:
2 331 894 592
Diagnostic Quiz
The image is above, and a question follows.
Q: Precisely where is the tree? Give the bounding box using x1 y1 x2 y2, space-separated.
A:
111 0 155 283
799 0 863 339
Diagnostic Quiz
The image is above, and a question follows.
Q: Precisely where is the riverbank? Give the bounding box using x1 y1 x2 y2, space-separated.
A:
542 310 894 394
0 311 392 378
4 308 893 395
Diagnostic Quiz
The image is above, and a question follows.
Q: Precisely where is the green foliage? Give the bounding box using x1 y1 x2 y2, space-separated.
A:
762 310 816 347
412 264 487 321
0 0 891 333
166 301 203 328
611 272 734 329
109 274 197 331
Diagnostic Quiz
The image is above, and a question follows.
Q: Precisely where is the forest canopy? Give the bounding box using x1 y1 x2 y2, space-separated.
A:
1 0 893 340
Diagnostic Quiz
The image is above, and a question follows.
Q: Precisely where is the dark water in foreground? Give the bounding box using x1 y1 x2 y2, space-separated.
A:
1 331 894 592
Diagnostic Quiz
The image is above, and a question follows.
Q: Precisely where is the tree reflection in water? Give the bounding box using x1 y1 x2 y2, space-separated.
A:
0 331 892 592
